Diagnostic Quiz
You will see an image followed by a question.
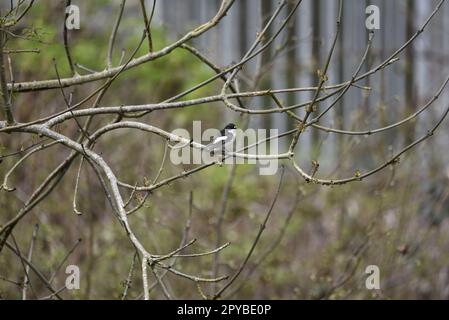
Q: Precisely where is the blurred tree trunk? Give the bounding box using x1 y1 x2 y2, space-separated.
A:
364 0 373 111
336 3 345 158
404 0 416 145
261 0 272 129
428 0 446 177
285 0 298 129
239 0 248 56
336 3 345 239
311 0 321 157
378 0 389 161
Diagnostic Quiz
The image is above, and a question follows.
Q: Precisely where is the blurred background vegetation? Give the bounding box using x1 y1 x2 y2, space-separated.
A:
1 0 449 299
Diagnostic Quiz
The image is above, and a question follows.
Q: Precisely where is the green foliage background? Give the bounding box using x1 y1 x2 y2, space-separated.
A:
1 1 449 300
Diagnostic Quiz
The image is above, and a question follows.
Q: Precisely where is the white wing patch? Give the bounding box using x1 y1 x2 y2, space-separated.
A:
212 136 227 144
205 129 236 152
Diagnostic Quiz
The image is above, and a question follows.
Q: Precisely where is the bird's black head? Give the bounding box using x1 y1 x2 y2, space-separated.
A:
224 123 236 130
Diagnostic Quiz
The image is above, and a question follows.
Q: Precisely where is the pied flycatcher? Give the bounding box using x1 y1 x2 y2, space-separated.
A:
205 123 237 156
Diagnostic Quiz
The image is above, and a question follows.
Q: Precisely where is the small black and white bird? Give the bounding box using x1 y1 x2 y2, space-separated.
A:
205 123 237 156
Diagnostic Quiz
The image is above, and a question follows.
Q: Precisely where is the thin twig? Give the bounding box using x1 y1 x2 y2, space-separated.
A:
63 0 76 76
22 223 39 300
121 251 137 300
107 0 126 68
5 240 62 299
139 0 156 52
213 165 285 299
49 238 82 283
